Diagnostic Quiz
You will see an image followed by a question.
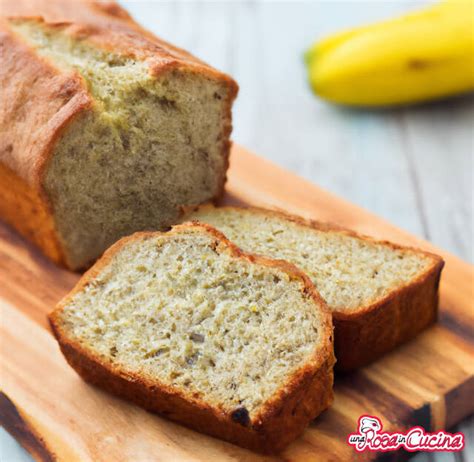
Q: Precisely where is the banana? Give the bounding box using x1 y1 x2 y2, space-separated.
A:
305 0 474 106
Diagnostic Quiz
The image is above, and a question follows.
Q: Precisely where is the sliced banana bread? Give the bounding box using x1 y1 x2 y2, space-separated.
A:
49 223 334 453
1 0 237 270
183 205 444 370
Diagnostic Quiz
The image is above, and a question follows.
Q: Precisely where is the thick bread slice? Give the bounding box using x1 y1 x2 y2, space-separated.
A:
1 0 237 270
49 223 334 453
183 205 445 370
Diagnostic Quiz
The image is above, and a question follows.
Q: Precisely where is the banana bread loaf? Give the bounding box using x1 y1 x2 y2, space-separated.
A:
183 205 445 370
49 223 335 453
0 0 238 270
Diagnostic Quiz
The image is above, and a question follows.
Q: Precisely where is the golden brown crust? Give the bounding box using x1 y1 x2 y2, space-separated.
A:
49 223 334 453
2 0 239 99
333 262 442 370
3 0 231 74
0 0 238 270
0 17 92 266
184 204 445 371
0 18 93 186
0 162 64 265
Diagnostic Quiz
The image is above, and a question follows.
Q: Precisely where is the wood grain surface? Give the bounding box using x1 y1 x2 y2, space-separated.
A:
1 145 473 462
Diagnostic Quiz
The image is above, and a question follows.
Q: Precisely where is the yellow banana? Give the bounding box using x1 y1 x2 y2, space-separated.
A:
306 0 474 106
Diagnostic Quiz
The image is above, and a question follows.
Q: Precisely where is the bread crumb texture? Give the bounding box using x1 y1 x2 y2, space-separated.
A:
186 208 435 311
10 20 232 268
58 230 323 418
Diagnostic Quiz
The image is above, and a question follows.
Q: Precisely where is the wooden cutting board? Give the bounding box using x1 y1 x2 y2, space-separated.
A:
1 145 473 462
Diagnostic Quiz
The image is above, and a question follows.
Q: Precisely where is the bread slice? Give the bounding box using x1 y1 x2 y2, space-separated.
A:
49 223 334 453
183 205 445 370
1 0 237 270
